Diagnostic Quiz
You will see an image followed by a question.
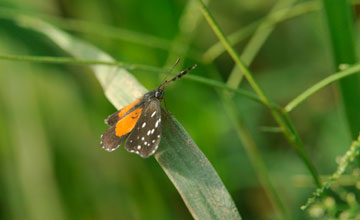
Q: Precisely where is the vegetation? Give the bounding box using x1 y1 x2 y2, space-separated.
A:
0 0 360 219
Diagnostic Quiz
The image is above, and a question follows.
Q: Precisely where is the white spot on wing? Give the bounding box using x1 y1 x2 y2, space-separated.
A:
147 130 151 136
142 122 146 128
137 145 141 150
144 141 147 145
151 111 156 117
141 137 145 140
152 139 155 143
157 135 160 138
151 129 155 134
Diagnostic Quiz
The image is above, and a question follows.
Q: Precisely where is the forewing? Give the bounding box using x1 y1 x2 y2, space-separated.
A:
115 107 143 137
104 110 120 126
102 99 143 152
104 99 141 126
125 100 162 158
101 125 128 152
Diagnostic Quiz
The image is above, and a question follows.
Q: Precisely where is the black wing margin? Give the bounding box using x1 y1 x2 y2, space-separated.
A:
104 110 120 126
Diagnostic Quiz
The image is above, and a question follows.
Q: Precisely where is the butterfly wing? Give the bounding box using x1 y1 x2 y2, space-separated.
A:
101 100 144 152
101 125 128 152
104 110 120 126
125 100 162 158
104 99 141 126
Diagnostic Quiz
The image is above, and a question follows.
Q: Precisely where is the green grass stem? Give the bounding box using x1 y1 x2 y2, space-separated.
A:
197 0 322 188
285 63 360 112
202 1 320 63
0 53 261 103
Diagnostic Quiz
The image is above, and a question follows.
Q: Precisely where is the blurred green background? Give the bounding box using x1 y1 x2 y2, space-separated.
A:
0 0 358 219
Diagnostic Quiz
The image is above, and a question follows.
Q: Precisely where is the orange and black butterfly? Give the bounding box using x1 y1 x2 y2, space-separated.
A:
101 60 197 158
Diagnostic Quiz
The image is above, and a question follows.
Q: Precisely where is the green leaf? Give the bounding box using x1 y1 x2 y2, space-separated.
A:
15 16 242 220
323 0 360 139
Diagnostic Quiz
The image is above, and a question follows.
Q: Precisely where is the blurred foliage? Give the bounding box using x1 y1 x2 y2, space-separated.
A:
0 0 360 219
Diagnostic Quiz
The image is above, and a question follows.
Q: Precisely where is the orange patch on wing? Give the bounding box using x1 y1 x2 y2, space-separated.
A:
115 107 143 137
118 99 141 119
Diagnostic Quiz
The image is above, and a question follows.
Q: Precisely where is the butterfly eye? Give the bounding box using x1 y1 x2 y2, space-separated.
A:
155 90 163 99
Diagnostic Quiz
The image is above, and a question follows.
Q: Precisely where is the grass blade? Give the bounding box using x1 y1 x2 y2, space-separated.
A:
285 63 360 112
202 1 320 63
197 0 322 188
323 0 360 139
0 60 66 220
15 15 242 220
0 6 202 60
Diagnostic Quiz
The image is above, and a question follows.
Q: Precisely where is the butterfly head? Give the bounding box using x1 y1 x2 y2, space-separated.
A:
154 89 164 99
143 89 164 101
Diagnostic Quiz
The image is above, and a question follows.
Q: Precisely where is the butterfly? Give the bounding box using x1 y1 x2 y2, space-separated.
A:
100 60 197 158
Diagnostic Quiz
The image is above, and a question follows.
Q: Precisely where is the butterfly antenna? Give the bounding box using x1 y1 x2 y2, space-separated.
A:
159 64 197 89
161 58 181 83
